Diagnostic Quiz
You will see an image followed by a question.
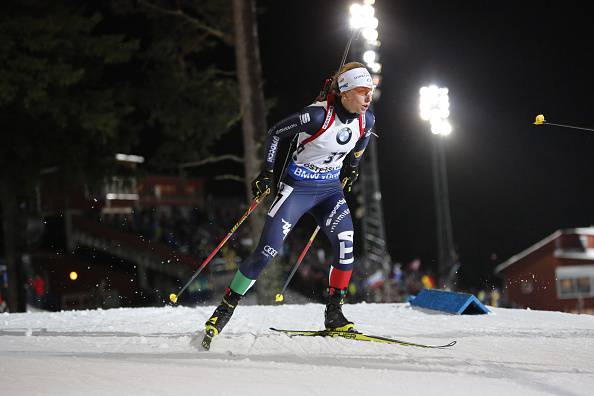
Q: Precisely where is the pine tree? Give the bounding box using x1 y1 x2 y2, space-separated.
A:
0 0 138 311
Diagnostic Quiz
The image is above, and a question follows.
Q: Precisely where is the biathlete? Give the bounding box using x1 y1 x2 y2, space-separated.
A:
204 62 376 340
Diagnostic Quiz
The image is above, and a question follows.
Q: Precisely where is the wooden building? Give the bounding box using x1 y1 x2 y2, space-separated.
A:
495 228 594 314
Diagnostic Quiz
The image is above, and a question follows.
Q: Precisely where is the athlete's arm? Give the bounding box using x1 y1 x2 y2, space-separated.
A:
262 107 325 172
345 110 375 168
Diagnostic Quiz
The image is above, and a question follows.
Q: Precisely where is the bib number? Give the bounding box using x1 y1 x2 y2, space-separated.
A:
323 152 347 164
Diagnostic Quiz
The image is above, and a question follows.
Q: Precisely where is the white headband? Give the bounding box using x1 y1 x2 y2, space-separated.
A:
337 67 373 93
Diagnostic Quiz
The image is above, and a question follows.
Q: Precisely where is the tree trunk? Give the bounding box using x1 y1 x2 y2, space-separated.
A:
232 0 282 303
232 0 267 199
0 179 26 312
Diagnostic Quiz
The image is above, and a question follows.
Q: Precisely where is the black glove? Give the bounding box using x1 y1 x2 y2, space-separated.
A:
251 170 274 198
341 165 359 192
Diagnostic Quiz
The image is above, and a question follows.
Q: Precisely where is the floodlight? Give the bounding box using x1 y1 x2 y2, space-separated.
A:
369 62 382 73
420 85 451 136
363 50 376 64
362 28 379 43
349 3 376 30
431 119 452 136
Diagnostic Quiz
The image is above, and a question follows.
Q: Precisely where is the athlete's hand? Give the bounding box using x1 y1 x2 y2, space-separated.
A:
251 170 274 198
341 165 359 192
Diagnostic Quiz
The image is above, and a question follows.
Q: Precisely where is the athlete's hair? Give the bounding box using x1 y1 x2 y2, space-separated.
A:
330 61 368 97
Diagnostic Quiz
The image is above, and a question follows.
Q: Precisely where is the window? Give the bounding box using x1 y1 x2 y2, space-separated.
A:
558 279 576 296
555 265 594 299
577 277 591 294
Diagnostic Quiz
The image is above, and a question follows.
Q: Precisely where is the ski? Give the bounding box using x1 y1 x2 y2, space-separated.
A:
270 328 456 349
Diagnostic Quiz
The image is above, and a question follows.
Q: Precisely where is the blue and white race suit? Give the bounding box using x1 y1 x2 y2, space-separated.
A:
237 97 375 292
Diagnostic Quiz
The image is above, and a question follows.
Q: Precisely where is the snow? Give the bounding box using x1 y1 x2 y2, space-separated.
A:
1 303 594 395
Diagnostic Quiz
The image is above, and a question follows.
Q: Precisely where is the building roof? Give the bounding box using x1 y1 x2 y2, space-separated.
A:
495 227 594 274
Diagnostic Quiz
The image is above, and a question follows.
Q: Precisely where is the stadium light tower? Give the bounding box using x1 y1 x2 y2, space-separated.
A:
349 1 392 301
419 85 458 290
349 1 382 98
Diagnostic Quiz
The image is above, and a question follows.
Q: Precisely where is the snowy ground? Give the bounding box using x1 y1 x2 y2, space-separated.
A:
1 303 594 396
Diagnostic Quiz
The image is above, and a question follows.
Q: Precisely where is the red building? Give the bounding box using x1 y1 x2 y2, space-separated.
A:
495 228 594 314
31 155 210 310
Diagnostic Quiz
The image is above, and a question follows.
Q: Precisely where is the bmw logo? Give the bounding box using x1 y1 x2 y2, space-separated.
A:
336 127 352 145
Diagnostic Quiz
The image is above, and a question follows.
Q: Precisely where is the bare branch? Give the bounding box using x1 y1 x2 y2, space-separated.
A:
213 175 244 182
138 0 234 45
224 112 242 130
179 154 244 169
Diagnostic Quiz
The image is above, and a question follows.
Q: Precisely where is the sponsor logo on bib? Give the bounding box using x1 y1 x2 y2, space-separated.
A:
336 127 352 145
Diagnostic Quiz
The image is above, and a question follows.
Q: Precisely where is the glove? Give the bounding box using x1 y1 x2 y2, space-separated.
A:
341 165 359 192
251 170 274 198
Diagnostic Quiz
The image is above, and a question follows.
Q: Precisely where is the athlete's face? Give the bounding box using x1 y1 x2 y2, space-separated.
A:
341 87 373 114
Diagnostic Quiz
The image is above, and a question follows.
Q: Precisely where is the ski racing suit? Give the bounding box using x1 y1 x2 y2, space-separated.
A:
229 97 374 295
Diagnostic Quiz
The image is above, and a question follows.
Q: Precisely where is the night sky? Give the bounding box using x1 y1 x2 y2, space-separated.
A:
256 0 594 286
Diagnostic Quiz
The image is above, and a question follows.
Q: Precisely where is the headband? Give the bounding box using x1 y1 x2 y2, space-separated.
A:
337 67 373 93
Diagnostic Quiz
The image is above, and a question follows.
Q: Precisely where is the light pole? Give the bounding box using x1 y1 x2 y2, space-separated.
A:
349 1 392 301
419 85 457 290
349 1 382 99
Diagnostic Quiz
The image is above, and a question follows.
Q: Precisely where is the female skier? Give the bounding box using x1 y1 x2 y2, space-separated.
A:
204 62 376 342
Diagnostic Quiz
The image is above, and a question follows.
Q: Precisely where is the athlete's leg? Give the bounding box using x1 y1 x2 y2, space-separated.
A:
310 190 356 330
310 191 355 290
231 181 312 294
204 181 314 338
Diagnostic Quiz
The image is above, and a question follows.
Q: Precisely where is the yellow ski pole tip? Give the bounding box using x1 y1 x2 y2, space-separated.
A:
275 293 284 302
169 293 178 303
534 114 545 125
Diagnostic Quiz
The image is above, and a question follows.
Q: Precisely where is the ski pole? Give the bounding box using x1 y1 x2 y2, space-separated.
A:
533 114 594 133
275 178 348 303
277 135 298 190
338 28 361 71
169 189 270 304
316 28 361 101
274 222 320 303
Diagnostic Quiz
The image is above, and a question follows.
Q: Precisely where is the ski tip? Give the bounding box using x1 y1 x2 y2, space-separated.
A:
433 340 457 348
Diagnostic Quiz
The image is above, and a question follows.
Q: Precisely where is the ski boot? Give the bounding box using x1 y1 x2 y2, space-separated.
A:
324 287 355 332
201 289 242 350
